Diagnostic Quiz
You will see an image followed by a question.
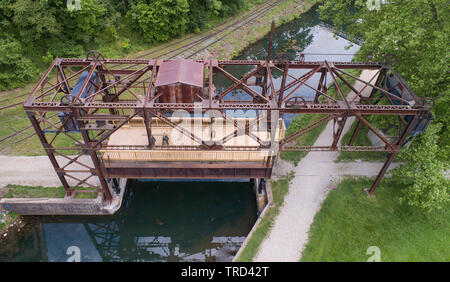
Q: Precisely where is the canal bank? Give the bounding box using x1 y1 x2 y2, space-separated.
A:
191 0 319 60
230 5 362 261
237 69 387 262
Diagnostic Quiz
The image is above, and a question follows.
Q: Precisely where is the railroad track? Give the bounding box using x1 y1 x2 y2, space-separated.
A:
0 0 283 147
128 0 281 60
109 0 281 70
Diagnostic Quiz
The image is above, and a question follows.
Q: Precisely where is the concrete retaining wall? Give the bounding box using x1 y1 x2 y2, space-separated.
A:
0 178 127 216
0 196 110 215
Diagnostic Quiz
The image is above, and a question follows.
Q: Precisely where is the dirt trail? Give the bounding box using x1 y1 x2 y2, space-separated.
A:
254 70 386 262
0 155 97 189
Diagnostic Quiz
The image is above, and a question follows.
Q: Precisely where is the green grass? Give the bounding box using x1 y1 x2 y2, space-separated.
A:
337 119 387 162
73 192 99 199
301 177 450 261
211 0 319 59
0 210 19 234
0 184 96 233
280 69 363 165
236 172 295 261
2 184 97 199
280 114 328 165
236 65 365 260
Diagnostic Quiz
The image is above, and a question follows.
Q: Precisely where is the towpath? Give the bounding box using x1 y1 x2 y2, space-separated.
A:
254 70 386 261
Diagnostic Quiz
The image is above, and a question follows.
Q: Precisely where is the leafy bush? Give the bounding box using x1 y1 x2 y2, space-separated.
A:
128 0 190 43
0 37 38 90
319 0 450 212
393 123 450 212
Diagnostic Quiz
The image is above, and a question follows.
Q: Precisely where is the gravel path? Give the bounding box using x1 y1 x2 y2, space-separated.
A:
0 155 98 189
254 70 387 262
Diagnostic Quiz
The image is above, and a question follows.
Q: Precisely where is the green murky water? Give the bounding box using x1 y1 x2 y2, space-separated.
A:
0 180 256 262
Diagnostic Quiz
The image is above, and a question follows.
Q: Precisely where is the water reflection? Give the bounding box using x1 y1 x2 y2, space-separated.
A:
214 6 360 126
0 181 257 262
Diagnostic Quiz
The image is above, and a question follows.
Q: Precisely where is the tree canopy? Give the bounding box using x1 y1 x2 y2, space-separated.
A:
319 0 449 211
0 0 259 90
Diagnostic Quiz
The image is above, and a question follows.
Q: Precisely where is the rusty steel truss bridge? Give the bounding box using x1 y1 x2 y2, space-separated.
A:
22 44 433 202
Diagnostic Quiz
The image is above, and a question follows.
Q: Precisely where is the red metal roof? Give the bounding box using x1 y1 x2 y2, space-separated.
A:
155 59 204 88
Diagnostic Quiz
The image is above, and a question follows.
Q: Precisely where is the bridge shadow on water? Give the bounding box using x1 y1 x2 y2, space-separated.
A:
0 180 257 262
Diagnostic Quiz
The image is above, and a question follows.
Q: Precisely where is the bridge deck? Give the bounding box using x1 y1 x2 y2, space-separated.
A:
100 117 285 163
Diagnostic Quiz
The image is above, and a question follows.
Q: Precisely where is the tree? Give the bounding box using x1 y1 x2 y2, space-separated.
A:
0 37 36 90
319 0 450 211
59 0 117 44
128 0 190 43
9 0 60 42
393 123 449 212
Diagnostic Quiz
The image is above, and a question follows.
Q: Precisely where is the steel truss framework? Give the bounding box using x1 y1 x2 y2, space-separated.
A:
23 53 432 201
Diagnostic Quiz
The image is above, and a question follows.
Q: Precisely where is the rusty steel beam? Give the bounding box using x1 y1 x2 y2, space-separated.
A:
26 111 72 196
21 56 432 198
348 119 363 146
55 57 384 69
281 114 337 145
75 109 113 201
367 113 420 196
281 145 396 152
216 66 270 103
217 64 264 101
331 116 348 149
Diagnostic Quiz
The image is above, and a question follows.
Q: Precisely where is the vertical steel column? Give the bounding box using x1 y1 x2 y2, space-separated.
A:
331 116 347 148
367 113 419 196
143 109 153 149
314 70 326 103
348 119 362 145
278 62 289 107
263 21 275 98
26 111 72 195
75 109 113 201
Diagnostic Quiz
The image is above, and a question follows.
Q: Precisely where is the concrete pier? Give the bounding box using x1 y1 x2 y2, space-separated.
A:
0 178 127 215
253 178 268 214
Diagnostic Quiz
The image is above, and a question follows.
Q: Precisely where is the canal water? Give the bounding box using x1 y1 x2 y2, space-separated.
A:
215 5 359 126
0 5 359 262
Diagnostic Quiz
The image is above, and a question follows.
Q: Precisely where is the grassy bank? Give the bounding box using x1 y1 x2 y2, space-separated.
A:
0 186 20 235
0 209 19 236
280 114 328 165
2 184 97 199
301 177 450 261
236 172 295 261
0 184 96 234
204 0 318 60
336 119 387 162
280 68 362 165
